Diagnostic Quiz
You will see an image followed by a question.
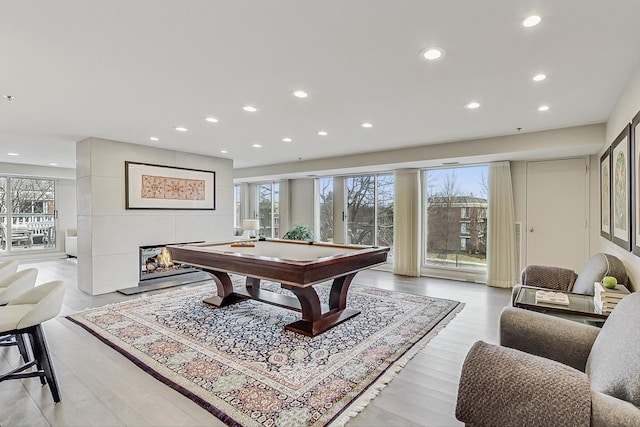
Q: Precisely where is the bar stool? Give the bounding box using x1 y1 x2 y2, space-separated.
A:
0 281 66 402
0 260 19 280
0 268 39 359
0 268 38 305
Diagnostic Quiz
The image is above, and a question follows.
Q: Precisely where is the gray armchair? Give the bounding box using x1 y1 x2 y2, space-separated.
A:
512 253 629 305
456 292 640 426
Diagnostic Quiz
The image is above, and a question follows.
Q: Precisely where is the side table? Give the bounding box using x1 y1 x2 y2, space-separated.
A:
514 286 608 324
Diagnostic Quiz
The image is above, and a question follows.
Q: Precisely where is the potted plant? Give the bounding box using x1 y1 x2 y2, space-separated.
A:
283 224 314 241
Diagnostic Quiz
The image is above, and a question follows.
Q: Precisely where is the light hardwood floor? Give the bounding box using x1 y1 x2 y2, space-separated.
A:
1 258 511 427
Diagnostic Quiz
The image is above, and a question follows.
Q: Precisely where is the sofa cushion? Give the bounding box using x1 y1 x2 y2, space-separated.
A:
572 253 628 295
587 291 640 407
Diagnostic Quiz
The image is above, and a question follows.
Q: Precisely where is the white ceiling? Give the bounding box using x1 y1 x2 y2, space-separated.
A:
2 0 640 171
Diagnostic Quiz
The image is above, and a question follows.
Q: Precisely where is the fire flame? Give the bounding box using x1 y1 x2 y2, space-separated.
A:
157 247 174 268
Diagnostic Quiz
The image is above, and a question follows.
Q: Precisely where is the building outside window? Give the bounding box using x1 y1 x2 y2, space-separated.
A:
424 166 488 270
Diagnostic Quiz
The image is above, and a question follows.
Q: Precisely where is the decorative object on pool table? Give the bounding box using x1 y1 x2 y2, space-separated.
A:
282 224 314 241
125 161 215 210
67 281 462 427
230 241 255 248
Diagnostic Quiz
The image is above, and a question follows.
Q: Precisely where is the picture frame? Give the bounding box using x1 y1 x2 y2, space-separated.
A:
610 125 631 250
600 147 612 240
125 161 216 210
632 110 640 255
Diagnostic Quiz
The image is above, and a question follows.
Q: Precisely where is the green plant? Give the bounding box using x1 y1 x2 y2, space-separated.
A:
283 224 314 241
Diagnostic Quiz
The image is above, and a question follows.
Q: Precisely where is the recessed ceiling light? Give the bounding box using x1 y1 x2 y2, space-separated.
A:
293 90 308 98
538 105 550 111
532 74 547 82
282 138 292 142
243 105 257 112
149 137 159 141
252 143 262 148
466 102 481 109
361 122 373 128
49 163 58 166
7 152 19 156
317 131 328 136
174 126 188 132
3 95 15 102
421 47 445 61
220 150 228 154
523 15 541 27
205 117 219 123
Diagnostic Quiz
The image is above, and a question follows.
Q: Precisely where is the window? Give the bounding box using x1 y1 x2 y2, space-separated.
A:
460 222 469 234
0 177 56 253
424 166 487 270
257 182 279 238
234 184 241 228
346 174 394 250
316 177 334 242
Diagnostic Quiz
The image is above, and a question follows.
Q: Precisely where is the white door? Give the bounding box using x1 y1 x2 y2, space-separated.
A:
526 158 588 272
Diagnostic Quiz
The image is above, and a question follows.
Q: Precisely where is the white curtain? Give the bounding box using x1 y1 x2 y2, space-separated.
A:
393 169 421 276
487 161 518 288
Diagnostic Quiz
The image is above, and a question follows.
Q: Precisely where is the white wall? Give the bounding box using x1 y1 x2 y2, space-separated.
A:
235 124 604 181
76 137 234 295
593 62 640 291
56 178 77 251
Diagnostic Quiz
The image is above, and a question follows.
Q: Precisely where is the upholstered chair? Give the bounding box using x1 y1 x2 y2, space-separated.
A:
0 280 67 402
0 260 19 281
0 268 38 305
512 253 629 304
65 228 77 257
456 291 640 426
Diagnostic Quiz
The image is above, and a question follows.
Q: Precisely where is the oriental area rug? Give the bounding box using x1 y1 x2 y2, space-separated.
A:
67 281 462 427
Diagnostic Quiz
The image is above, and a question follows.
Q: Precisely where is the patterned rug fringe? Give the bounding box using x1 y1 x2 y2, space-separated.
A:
329 303 465 426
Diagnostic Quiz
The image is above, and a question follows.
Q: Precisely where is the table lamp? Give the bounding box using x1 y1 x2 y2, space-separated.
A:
242 219 259 239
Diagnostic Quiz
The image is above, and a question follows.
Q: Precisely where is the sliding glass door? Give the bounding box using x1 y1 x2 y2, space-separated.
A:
0 177 56 253
423 166 487 271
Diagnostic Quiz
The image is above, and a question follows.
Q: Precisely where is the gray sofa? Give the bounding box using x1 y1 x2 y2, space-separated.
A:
456 291 640 426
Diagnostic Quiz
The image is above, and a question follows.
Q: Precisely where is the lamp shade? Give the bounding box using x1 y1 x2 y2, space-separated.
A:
242 219 259 231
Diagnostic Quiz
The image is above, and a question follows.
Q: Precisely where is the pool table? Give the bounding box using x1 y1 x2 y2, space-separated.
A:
168 238 390 336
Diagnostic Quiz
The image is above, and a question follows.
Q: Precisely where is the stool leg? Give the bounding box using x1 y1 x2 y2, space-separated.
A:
31 325 61 402
27 332 46 385
15 333 30 363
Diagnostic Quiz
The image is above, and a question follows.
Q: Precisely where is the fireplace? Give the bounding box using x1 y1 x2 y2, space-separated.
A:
139 242 202 282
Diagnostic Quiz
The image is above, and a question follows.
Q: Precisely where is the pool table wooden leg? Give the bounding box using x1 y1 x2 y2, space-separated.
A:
201 269 245 307
285 273 360 337
328 273 356 310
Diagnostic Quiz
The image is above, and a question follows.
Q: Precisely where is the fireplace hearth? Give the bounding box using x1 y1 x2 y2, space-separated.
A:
117 242 210 295
139 243 199 282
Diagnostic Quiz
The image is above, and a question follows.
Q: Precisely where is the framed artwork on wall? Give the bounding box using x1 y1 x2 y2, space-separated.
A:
632 111 640 255
600 147 612 240
611 125 631 251
125 161 216 210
